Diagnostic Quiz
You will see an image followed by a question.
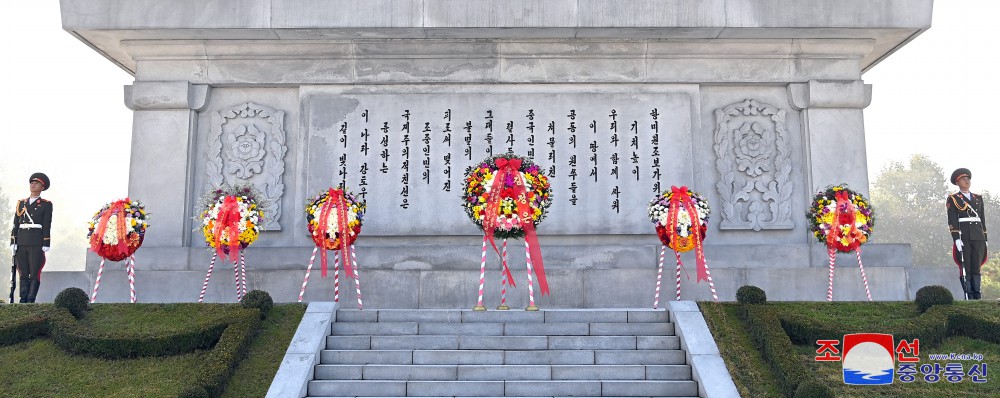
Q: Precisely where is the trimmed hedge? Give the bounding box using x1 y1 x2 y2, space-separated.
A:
54 287 90 319
240 290 273 320
736 285 767 304
780 305 950 348
739 304 815 397
193 310 262 397
49 312 229 358
0 313 49 346
915 285 954 313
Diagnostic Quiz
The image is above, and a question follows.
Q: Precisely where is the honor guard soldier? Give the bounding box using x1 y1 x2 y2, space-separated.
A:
947 168 989 300
9 173 53 303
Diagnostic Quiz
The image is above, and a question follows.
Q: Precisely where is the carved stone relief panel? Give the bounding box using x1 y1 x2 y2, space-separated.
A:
207 102 287 230
713 99 793 231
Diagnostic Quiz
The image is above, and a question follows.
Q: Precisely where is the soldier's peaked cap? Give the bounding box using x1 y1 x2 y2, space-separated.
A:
950 168 971 185
29 172 50 191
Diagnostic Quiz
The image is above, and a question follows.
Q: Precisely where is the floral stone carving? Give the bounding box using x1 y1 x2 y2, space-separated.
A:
207 102 287 230
713 99 793 231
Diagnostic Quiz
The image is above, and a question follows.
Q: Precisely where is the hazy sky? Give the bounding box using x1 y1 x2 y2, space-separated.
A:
1 1 996 272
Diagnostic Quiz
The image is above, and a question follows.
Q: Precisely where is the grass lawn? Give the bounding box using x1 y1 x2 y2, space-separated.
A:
0 302 306 398
702 301 1000 398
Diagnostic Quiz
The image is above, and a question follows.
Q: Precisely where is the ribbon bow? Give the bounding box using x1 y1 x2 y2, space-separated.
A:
668 186 709 283
482 157 548 295
91 199 130 259
213 196 243 263
315 188 354 278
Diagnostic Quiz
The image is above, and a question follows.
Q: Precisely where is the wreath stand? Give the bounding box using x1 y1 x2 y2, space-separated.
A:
653 245 718 308
826 247 872 301
474 237 540 311
198 250 248 303
298 245 364 309
90 255 138 303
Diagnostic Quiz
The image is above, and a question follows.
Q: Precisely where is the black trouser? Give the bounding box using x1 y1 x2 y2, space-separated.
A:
961 240 987 300
962 240 987 276
14 246 45 303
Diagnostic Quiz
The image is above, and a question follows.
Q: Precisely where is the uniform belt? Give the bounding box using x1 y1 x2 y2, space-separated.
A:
18 223 42 229
958 217 981 223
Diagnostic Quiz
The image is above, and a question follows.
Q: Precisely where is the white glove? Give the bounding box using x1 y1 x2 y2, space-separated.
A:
955 239 964 252
42 246 50 252
9 244 14 252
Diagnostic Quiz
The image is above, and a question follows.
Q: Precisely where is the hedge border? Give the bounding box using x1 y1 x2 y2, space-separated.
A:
738 304 826 397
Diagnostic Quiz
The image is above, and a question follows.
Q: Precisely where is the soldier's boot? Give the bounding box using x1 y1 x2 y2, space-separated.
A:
26 280 40 303
971 275 982 300
18 280 29 303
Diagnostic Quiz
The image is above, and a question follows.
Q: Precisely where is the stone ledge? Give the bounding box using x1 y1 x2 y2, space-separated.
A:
266 301 338 398
668 300 740 398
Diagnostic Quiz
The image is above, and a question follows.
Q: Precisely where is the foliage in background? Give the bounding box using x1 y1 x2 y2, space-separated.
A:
869 154 951 265
1 185 10 302
870 154 1000 298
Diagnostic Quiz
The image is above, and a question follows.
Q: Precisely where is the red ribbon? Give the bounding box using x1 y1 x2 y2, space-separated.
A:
213 196 243 263
669 186 709 283
828 190 860 252
91 199 130 259
482 158 547 294
315 189 354 278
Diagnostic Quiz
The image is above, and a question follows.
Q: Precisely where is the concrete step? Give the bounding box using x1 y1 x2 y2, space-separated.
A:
314 364 693 381
326 335 678 350
334 309 669 324
312 308 693 398
331 321 675 337
307 380 698 397
321 349 687 366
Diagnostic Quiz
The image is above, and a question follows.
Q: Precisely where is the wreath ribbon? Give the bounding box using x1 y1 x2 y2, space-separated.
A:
828 190 862 252
91 199 130 259
483 158 549 294
316 188 354 278
213 196 243 263
669 186 709 282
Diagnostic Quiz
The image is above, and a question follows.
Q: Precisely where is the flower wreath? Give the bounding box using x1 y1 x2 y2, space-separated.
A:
647 186 711 252
462 154 552 239
87 198 149 262
807 185 875 253
305 187 365 276
198 184 265 262
462 153 553 295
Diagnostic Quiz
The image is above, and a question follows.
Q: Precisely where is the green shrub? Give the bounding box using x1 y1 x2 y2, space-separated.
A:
742 305 809 397
794 380 833 398
915 285 954 313
194 310 262 397
178 386 210 398
0 314 48 346
736 285 767 304
54 287 90 319
240 290 273 320
49 314 228 359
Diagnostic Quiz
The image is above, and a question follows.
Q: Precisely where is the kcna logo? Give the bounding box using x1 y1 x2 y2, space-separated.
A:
816 333 919 385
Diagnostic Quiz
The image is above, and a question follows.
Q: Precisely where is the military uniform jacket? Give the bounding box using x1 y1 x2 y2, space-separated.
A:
947 192 988 242
10 198 52 247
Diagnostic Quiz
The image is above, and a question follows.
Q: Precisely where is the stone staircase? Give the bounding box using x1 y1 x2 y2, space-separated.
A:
306 308 699 398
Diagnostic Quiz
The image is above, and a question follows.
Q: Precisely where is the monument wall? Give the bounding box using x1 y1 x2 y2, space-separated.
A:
48 0 956 306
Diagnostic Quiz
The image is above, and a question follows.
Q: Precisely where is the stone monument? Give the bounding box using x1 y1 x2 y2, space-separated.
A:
49 0 954 306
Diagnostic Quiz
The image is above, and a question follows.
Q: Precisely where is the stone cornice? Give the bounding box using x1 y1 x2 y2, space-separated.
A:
61 0 931 76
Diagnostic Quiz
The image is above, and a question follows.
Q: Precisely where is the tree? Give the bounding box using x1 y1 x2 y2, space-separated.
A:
869 155 952 266
0 185 10 302
870 155 1000 271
